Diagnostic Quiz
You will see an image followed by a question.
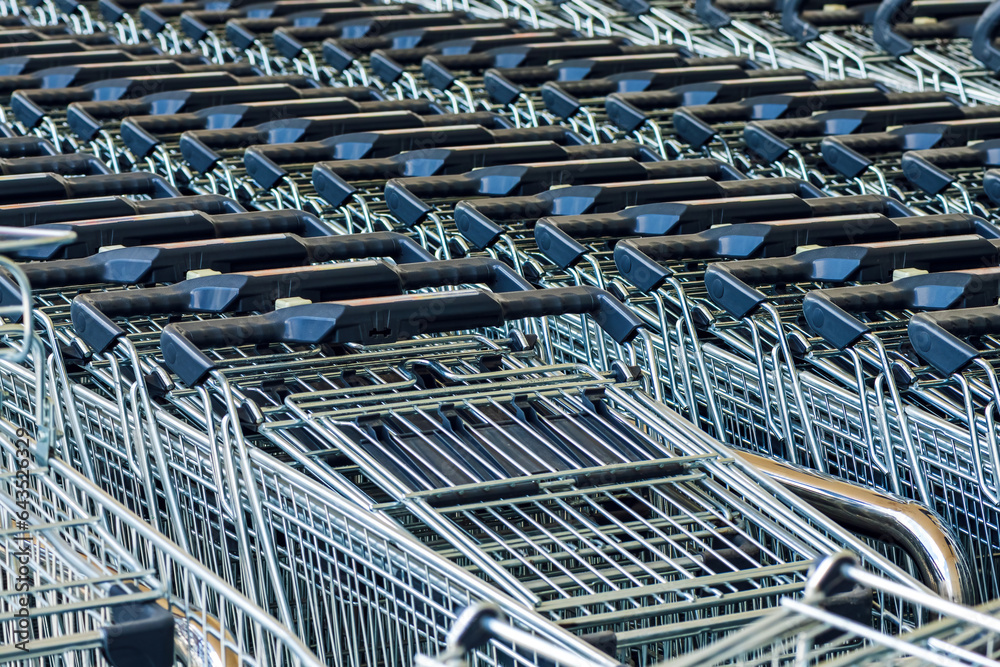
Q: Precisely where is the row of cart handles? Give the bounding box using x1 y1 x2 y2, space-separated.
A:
48 0 1000 73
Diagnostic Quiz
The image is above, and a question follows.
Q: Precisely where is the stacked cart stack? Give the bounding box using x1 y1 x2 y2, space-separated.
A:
11 1 1000 666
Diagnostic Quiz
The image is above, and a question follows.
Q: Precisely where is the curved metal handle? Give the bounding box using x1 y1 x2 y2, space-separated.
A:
738 451 973 604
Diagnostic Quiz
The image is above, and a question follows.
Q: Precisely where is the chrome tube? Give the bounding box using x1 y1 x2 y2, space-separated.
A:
738 451 974 605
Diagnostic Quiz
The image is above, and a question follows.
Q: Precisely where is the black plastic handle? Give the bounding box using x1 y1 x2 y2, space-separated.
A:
901 139 1000 194
18 209 331 260
484 51 692 106
909 304 1000 374
605 73 868 132
705 235 1000 318
973 0 1000 72
0 152 110 176
183 110 505 177
160 286 644 385
274 12 465 59
66 82 352 142
0 50 144 77
743 99 962 162
3 230 434 302
825 119 1000 178
455 175 840 251
138 3 203 34
0 194 243 228
614 211 990 291
698 0 780 28
367 30 573 83
533 195 817 270
422 39 628 90
875 0 988 57
803 267 1000 349
783 0 880 42
72 255 530 352
0 171 179 205
544 195 944 276
118 97 434 158
239 111 509 188
324 21 521 71
821 132 905 178
311 141 659 208
181 10 244 41
0 136 57 158
384 158 742 227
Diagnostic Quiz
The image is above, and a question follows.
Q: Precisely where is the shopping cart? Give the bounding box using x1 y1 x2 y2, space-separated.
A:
146 285 962 663
819 115 1000 215
8 222 586 623
0 422 324 666
478 192 915 424
420 551 1000 667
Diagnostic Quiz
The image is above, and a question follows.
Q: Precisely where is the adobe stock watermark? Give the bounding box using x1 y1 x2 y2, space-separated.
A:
9 426 34 653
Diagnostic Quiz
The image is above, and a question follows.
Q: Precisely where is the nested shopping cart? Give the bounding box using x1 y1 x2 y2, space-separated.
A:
5 218 597 625
141 285 964 664
0 422 324 666
464 189 912 427
419 551 1000 667
816 114 1000 216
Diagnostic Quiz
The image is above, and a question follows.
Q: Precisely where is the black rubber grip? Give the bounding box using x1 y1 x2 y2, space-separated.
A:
4 229 433 301
821 132 904 178
615 211 989 292
274 11 461 59
180 10 244 41
65 82 333 141
384 158 741 226
159 286 644 385
0 171 179 205
804 267 1000 349
909 305 1000 374
139 3 202 33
